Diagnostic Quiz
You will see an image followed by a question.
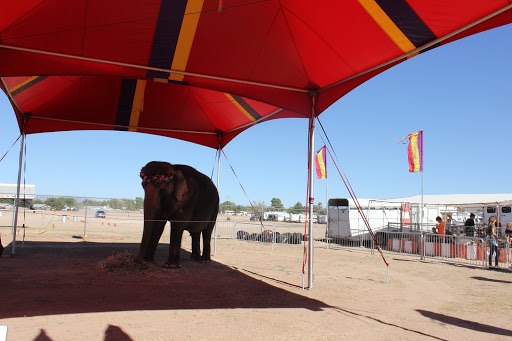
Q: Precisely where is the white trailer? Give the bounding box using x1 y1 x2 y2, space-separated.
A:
288 213 306 223
327 198 402 240
482 204 512 236
266 211 287 222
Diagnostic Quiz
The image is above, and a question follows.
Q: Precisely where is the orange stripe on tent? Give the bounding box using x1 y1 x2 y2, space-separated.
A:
357 0 416 53
225 93 259 122
9 76 47 96
169 0 205 82
128 80 146 132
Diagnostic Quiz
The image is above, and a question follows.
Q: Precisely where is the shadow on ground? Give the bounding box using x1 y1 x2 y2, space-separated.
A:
0 241 328 319
416 310 512 337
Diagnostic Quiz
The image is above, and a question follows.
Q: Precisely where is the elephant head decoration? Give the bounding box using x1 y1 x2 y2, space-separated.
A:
136 161 219 268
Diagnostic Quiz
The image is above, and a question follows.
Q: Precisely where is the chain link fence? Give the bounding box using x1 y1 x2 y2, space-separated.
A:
0 194 147 242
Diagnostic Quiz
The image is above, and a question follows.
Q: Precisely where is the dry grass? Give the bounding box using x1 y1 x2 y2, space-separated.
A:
96 250 156 273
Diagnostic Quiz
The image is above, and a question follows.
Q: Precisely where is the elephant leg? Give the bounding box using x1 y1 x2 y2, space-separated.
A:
137 220 166 263
164 222 186 269
190 231 201 261
200 222 215 263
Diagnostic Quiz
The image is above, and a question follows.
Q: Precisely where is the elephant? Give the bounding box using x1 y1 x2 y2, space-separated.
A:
136 161 219 268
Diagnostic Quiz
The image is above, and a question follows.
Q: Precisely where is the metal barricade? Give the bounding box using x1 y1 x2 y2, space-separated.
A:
423 233 486 268
372 231 423 257
214 220 237 239
484 238 511 270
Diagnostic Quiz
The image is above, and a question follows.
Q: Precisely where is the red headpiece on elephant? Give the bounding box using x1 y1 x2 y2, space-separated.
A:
140 169 174 185
140 163 188 201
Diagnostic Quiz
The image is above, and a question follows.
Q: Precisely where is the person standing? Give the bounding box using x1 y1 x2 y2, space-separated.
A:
505 222 512 244
464 213 476 237
436 216 445 236
487 216 500 268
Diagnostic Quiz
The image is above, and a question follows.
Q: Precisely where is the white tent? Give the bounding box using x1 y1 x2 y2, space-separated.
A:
380 194 512 208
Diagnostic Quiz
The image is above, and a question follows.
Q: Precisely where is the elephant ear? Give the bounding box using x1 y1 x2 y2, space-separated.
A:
174 170 188 201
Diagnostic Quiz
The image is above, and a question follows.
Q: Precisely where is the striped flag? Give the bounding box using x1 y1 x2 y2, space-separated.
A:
407 130 423 172
315 146 327 179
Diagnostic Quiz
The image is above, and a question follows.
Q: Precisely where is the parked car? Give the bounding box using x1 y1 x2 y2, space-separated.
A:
250 215 261 221
95 210 106 218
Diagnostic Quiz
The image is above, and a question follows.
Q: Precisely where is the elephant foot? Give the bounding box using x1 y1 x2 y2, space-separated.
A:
163 263 182 269
190 254 201 262
200 256 211 263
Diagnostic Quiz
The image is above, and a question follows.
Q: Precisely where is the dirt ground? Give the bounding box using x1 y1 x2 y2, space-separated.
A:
1 230 512 341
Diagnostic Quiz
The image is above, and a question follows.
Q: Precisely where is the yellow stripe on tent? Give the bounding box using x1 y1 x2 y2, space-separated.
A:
169 0 205 82
9 76 40 93
225 93 256 121
357 0 416 53
128 80 146 132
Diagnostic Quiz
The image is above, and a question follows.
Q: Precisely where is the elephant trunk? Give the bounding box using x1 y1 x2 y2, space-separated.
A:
136 187 166 263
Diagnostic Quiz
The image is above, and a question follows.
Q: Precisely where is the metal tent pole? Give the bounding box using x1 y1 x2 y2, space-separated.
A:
307 94 317 289
11 131 25 256
214 145 221 256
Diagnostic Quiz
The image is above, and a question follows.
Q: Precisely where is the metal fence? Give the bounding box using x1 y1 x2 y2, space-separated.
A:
2 204 511 271
360 230 511 269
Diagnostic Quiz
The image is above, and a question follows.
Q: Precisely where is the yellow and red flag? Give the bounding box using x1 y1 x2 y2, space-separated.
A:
407 130 423 172
315 146 327 179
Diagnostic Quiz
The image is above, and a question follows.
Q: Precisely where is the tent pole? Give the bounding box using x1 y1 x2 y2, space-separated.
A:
307 93 317 289
214 137 222 256
11 130 25 256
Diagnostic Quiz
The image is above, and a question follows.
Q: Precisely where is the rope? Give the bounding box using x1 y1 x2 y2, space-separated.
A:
316 118 389 267
220 149 270 240
210 148 219 180
0 134 22 164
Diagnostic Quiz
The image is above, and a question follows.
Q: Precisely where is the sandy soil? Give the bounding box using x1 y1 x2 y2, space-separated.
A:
1 230 511 341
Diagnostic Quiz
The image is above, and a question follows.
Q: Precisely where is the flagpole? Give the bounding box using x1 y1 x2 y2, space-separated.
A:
420 130 424 232
326 176 329 249
421 170 424 232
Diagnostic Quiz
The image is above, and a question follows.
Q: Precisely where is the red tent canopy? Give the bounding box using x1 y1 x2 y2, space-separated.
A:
3 0 512 285
0 75 299 148
1 0 511 142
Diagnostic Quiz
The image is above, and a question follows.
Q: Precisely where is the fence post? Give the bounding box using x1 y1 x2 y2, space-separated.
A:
484 239 488 268
83 197 88 237
422 233 426 260
270 223 275 255
213 220 218 256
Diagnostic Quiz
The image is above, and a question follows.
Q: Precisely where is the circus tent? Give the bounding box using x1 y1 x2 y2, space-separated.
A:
2 0 512 288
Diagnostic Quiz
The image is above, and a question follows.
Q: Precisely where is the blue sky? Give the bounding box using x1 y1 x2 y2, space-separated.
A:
1 25 512 208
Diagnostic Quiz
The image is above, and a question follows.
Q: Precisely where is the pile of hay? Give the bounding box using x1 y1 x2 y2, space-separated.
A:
97 250 156 273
